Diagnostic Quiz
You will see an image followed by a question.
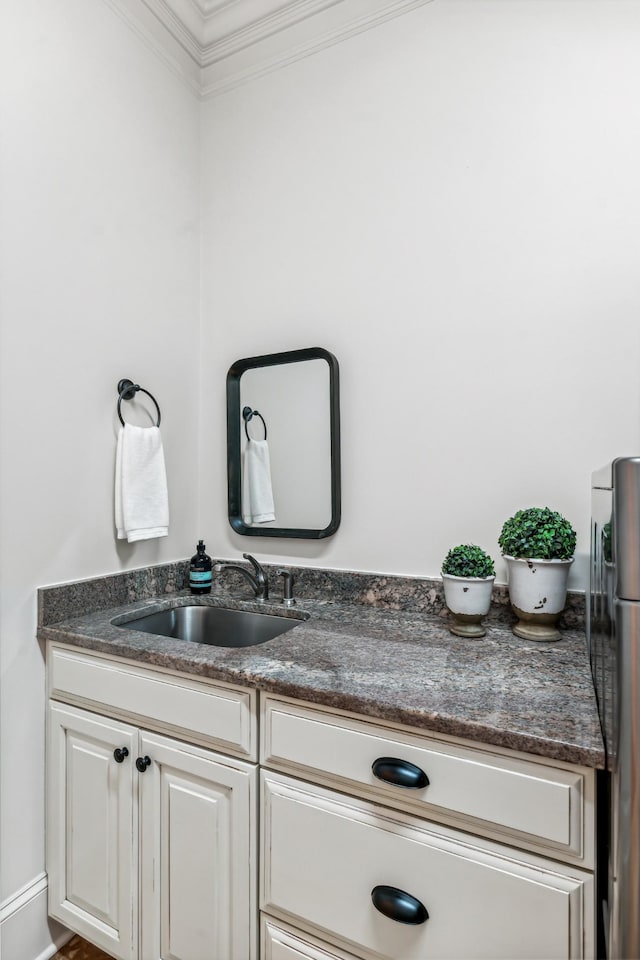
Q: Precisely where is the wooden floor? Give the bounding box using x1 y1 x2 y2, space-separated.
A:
53 935 115 960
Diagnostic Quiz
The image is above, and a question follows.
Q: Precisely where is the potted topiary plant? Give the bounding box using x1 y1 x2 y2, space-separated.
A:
498 506 576 642
441 544 496 638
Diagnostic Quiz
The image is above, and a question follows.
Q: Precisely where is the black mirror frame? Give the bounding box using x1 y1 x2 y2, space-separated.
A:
226 347 341 539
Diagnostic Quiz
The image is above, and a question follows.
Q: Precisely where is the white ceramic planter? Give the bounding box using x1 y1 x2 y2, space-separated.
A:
442 574 495 639
503 556 574 641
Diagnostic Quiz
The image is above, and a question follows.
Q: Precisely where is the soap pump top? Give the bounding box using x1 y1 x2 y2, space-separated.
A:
189 540 212 594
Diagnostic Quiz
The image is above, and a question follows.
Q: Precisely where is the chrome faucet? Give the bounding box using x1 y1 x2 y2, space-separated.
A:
213 553 269 602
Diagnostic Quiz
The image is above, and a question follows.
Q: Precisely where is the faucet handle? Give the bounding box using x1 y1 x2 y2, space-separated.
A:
276 568 296 606
242 553 269 600
243 553 262 575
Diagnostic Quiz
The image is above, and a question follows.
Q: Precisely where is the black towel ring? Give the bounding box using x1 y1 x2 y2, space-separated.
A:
242 405 267 441
117 378 161 427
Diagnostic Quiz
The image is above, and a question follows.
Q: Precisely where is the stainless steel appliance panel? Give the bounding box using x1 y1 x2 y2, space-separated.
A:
614 457 640 602
611 599 640 959
591 457 640 960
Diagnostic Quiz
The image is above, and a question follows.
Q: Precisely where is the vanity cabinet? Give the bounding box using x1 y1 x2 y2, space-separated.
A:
45 641 598 960
260 694 597 960
46 643 257 960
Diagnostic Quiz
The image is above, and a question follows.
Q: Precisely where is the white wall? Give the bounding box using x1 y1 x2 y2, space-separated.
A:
200 0 640 590
3 1 640 956
0 1 200 955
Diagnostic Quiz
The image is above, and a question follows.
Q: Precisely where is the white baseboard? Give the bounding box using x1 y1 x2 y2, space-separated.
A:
33 932 74 960
0 874 71 960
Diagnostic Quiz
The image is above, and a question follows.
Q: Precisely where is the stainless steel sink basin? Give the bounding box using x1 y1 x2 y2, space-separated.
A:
118 604 304 648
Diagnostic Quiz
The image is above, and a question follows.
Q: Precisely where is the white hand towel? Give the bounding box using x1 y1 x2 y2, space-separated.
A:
115 424 169 542
242 439 275 525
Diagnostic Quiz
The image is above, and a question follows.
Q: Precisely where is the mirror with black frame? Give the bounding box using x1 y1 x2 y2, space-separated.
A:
226 347 340 539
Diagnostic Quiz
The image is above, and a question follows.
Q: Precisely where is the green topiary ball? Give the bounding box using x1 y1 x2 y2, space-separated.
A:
498 507 576 560
441 544 495 579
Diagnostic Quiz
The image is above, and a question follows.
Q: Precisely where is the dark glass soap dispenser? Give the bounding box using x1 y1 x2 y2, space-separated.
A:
189 540 212 594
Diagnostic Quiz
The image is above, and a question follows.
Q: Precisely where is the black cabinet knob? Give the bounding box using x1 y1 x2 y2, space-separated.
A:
136 755 151 773
371 885 429 924
372 757 429 789
113 747 129 763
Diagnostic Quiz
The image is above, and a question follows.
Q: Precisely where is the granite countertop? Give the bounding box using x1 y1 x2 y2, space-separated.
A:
38 586 605 769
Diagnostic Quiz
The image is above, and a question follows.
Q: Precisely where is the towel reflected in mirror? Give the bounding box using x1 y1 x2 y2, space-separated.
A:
242 439 275 525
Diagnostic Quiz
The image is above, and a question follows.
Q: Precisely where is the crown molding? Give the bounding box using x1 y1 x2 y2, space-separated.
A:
103 0 435 98
200 0 342 56
201 0 434 97
102 0 202 92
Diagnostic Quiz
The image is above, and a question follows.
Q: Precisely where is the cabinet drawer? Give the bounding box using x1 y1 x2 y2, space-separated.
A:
262 696 592 863
48 644 256 759
262 917 360 960
261 772 594 960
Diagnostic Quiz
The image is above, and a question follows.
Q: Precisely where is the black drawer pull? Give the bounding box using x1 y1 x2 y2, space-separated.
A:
113 747 129 763
371 885 429 925
136 756 151 773
372 757 429 789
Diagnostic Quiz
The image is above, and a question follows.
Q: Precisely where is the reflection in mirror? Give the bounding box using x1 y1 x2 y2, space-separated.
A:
227 348 340 539
241 359 330 528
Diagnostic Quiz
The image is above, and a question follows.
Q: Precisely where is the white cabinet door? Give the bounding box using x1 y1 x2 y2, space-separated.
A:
138 730 257 960
47 702 138 960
